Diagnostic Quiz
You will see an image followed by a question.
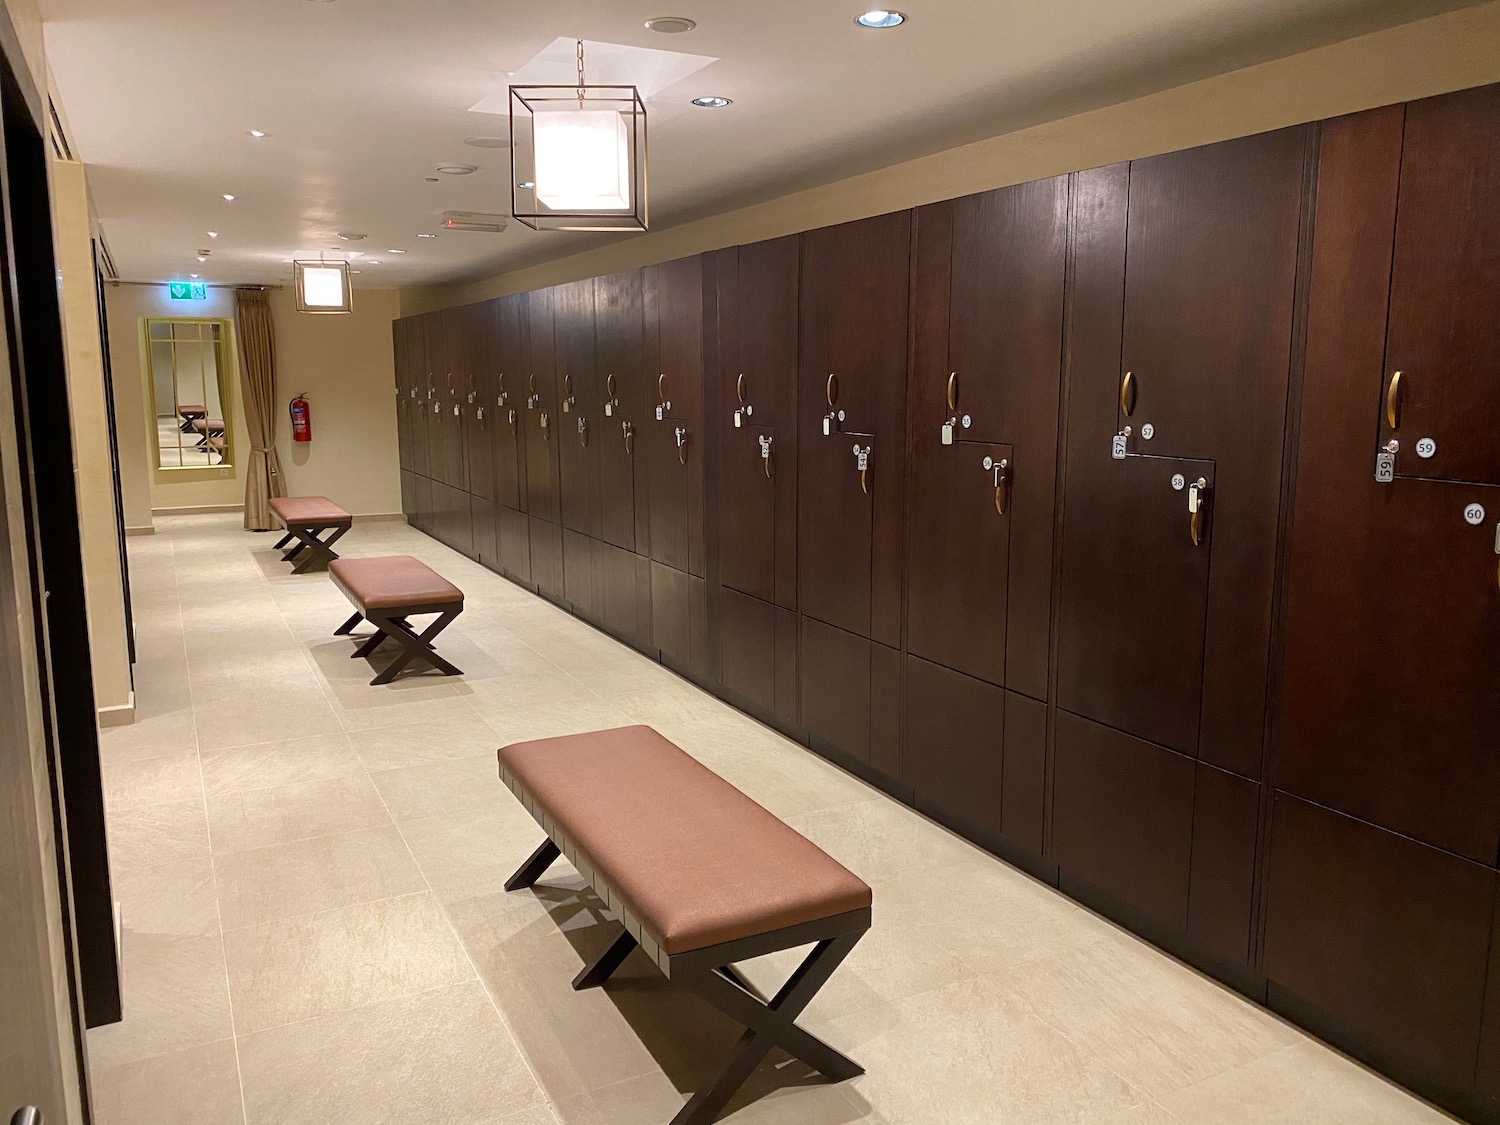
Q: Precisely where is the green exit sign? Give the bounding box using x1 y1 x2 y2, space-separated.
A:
169 281 207 301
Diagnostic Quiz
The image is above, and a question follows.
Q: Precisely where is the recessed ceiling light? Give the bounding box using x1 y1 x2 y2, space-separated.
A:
247 129 268 138
366 260 382 265
387 248 407 253
435 163 479 176
222 194 235 201
190 273 200 278
463 137 508 149
645 16 696 33
197 256 207 263
691 96 732 108
207 231 218 238
337 232 367 241
416 233 437 238
855 9 906 27
425 177 440 183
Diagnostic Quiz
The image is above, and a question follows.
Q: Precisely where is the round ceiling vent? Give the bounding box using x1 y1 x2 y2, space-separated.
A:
645 16 696 33
463 137 508 149
435 163 479 176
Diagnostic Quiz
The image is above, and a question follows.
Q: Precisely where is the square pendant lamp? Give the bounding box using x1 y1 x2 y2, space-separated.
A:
293 259 353 314
510 41 648 231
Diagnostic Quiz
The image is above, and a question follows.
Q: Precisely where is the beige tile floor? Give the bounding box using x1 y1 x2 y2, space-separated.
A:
91 513 1459 1125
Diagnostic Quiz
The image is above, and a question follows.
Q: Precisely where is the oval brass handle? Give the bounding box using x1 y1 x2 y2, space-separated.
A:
764 448 773 479
947 372 958 413
578 418 588 447
737 373 747 402
860 467 869 495
529 373 538 394
498 373 506 394
826 373 839 407
1120 370 1137 417
658 372 668 401
678 437 689 465
623 423 634 456
995 458 1010 516
564 374 573 398
606 373 616 397
1386 370 1403 431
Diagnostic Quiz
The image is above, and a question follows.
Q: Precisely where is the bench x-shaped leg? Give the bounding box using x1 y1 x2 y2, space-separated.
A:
666 932 864 1125
280 522 350 574
362 608 463 686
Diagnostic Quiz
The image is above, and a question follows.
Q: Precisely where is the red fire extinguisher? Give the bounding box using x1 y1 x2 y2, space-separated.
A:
289 394 312 443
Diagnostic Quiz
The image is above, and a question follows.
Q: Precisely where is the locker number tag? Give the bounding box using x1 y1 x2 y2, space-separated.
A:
1171 474 1186 491
1141 424 1155 441
656 405 665 421
962 415 972 429
1465 503 1486 526
605 402 613 417
1416 438 1437 459
1374 452 1395 483
1111 434 1128 460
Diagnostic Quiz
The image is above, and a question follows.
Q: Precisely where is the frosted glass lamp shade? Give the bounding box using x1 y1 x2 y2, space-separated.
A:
533 109 632 212
294 260 352 314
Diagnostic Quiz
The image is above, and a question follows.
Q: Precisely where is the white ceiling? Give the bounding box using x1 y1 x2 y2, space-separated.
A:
40 0 1477 290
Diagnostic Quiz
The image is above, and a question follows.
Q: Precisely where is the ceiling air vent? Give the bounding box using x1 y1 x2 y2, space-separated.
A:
441 211 508 233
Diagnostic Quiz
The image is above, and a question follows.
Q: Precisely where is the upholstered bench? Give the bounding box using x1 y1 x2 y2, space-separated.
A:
498 724 872 1125
268 495 352 573
329 555 464 686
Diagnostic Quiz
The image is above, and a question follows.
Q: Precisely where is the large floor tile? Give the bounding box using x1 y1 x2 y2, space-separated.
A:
86 932 234 1070
236 981 543 1125
370 754 511 821
349 706 504 771
222 891 474 1032
206 770 392 855
199 731 365 797
88 1038 245 1125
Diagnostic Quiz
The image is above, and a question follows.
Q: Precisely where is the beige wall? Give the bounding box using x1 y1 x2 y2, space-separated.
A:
404 0 1500 314
50 159 132 718
108 283 403 519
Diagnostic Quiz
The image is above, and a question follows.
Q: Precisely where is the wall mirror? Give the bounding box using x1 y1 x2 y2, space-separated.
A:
146 318 232 469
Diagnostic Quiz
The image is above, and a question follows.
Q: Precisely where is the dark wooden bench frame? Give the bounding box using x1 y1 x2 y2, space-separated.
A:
273 517 350 574
334 600 463 686
499 763 870 1125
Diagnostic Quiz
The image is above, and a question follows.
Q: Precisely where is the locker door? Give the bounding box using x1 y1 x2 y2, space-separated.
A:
422 314 446 483
393 318 413 472
646 256 705 576
555 279 600 536
493 294 526 511
1276 105 1500 864
465 304 496 502
1057 455 1215 756
523 289 560 524
907 440 1013 687
1381 85 1500 487
799 212 910 645
595 270 646 552
720 423 777 603
408 317 431 480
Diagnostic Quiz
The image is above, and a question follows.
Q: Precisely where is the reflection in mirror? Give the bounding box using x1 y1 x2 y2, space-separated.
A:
148 319 232 469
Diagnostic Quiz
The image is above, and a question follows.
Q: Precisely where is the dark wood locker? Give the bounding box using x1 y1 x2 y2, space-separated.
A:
596 540 649 646
464 303 497 503
529 515 563 599
801 615 870 767
595 270 647 553
1263 794 1495 1092
651 562 708 675
906 440 1014 688
645 256 706 577
428 308 465 490
1275 104 1500 865
799 212 910 647
399 468 416 523
408 317 432 480
447 483 473 558
1001 693 1046 858
1380 85 1500 488
562 528 596 617
719 238 799 609
496 505 531 584
1185 764 1259 965
555 279 600 537
522 289 561 524
720 588 798 729
493 294 528 512
393 318 413 472
907 183 1067 699
904 655 1004 842
413 473 433 535
470 496 497 571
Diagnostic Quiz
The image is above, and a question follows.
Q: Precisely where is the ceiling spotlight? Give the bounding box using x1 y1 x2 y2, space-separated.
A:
435 163 479 176
222 194 236 201
387 248 407 253
645 16 696 32
207 230 218 238
336 232 367 241
691 96 732 108
366 260 382 265
247 129 268 138
197 256 207 263
855 9 906 27
190 273 201 279
425 177 440 183
464 137 508 149
516 181 535 190
416 233 437 238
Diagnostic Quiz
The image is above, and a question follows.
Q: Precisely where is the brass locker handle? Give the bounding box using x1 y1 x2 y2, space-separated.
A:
1120 371 1137 417
764 448 774 479
606 373 616 397
623 422 634 455
947 372 958 413
737 373 747 402
1189 477 1210 547
564 374 573 398
676 428 690 465
529 373 538 394
994 458 1010 516
1386 370 1403 431
658 372 668 401
826 373 839 407
860 467 869 495
578 417 589 446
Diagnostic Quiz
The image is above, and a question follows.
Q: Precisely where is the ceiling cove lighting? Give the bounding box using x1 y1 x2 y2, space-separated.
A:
510 39 647 232
294 258 353 314
691 96 731 108
855 9 906 27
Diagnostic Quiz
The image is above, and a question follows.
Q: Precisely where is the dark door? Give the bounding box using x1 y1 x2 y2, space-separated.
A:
906 440 1013 687
408 316 431 480
904 655 1006 841
1380 85 1500 487
393 317 412 472
908 185 1066 698
493 294 526 511
1057 454 1215 756
646 256 705 576
465 304 496 502
720 238 799 608
799 212 909 646
522 288 560 524
555 279 600 536
1276 104 1500 864
595 270 646 552
425 309 457 487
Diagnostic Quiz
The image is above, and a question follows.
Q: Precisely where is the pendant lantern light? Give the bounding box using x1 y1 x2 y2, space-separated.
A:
293 256 353 314
510 39 648 231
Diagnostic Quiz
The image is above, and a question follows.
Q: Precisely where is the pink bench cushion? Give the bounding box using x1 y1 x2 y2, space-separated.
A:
497 724 872 955
269 495 351 526
328 555 462 612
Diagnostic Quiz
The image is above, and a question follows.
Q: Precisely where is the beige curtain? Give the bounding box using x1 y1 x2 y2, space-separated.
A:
235 288 285 530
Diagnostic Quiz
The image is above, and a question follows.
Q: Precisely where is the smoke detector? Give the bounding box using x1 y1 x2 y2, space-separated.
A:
441 211 508 233
434 163 479 176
